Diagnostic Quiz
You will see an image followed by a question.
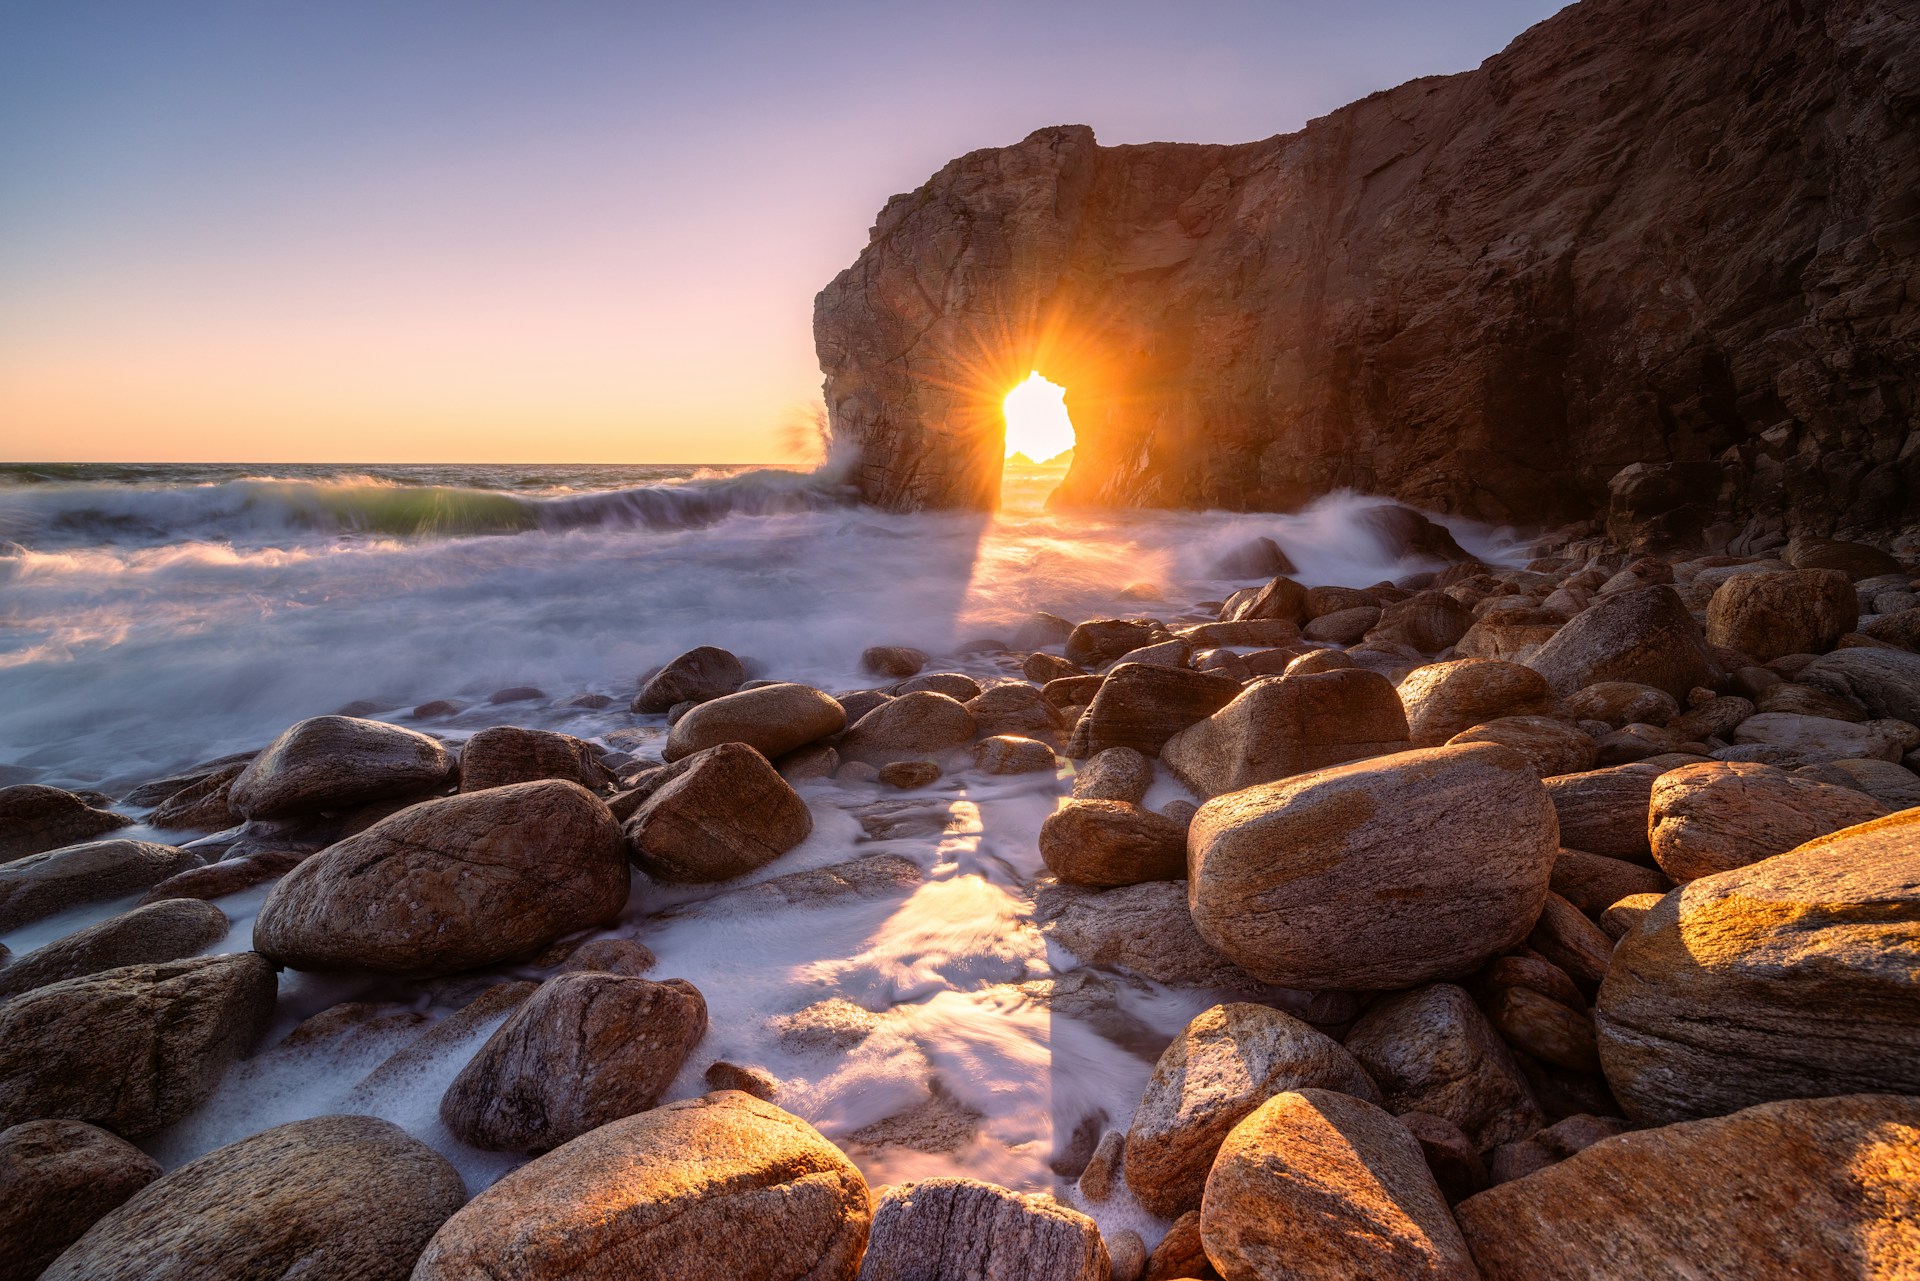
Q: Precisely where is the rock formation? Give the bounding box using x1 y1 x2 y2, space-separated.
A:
815 0 1920 546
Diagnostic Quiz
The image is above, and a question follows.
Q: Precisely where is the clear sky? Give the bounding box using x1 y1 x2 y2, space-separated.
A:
0 0 1567 464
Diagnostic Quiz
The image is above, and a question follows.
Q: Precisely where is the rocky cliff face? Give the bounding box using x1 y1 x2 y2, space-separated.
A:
814 0 1920 549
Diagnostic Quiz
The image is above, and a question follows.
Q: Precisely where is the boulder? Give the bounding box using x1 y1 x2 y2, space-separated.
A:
457 725 614 793
1542 763 1665 862
1455 1094 1920 1281
1447 715 1596 778
1178 618 1303 648
664 682 847 762
1525 586 1719 699
1038 800 1186 888
41 1115 464 1281
1705 568 1858 662
632 645 746 712
1397 1112 1488 1205
227 715 452 820
1487 986 1599 1073
1067 663 1239 758
1071 746 1155 803
1302 606 1381 644
894 671 982 700
442 973 708 1153
1663 693 1755 743
1787 538 1904 579
1344 983 1543 1149
1795 646 1920 725
0 1120 159 1281
876 760 940 788
856 1178 1108 1281
1731 711 1915 762
625 743 812 882
1142 1211 1211 1281
1824 757 1920 808
1188 743 1558 989
971 735 1056 774
965 683 1062 738
1527 891 1616 993
147 762 246 831
1032 880 1267 990
1560 680 1680 727
1022 651 1082 683
1365 590 1474 652
838 691 976 764
254 780 628 977
0 899 228 1001
1647 760 1890 881
1284 647 1354 675
1209 535 1295 579
0 953 276 1138
413 1091 870 1281
0 839 202 932
1399 658 1558 746
1864 607 1920 649
1219 576 1308 625
135 850 302 906
0 785 129 864
1066 619 1167 668
1483 1112 1626 1185
1596 808 1920 1124
1200 1089 1479 1281
862 645 928 678
1162 669 1411 798
1549 849 1672 918
1123 1003 1379 1218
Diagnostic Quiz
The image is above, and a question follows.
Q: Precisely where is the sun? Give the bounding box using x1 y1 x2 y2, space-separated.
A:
1002 372 1075 462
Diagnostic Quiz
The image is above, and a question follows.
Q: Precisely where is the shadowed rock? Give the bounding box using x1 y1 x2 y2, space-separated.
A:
664 682 847 763
856 1178 1108 1281
0 899 228 1001
228 715 452 820
0 785 129 864
624 742 812 882
457 725 615 793
1162 669 1411 797
0 840 202 933
633 645 746 713
0 1120 159 1281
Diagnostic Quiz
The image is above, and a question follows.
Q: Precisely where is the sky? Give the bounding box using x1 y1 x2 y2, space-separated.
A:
0 0 1567 464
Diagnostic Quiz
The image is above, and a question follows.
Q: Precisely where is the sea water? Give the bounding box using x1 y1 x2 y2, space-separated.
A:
0 460 1523 1234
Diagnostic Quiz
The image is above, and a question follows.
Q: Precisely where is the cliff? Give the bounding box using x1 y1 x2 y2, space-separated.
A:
813 0 1920 548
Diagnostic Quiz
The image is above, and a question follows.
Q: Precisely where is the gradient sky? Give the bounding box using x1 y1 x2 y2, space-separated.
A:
0 0 1566 464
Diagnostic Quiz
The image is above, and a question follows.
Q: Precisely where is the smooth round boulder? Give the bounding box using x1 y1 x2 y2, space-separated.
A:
1647 760 1889 881
1365 590 1474 652
0 898 228 1001
1343 982 1543 1150
1596 808 1920 1125
41 1115 464 1281
861 645 928 678
1067 662 1240 758
1398 658 1557 747
856 1177 1108 1281
1038 800 1187 888
1162 668 1411 798
1796 646 1920 724
1188 743 1558 990
0 839 203 932
1219 577 1308 626
254 780 628 977
1561 680 1679 728
456 725 613 793
837 691 976 764
1122 1003 1379 1218
1455 1094 1920 1281
441 973 708 1153
1549 848 1672 918
0 1120 160 1281
633 645 746 713
1200 1089 1479 1281
413 1091 871 1281
227 715 451 820
1447 714 1596 777
1524 585 1720 699
971 735 1056 774
1070 745 1154 803
0 785 129 864
1067 618 1170 667
965 683 1062 739
1705 568 1858 662
624 742 812 883
0 953 276 1138
664 682 847 763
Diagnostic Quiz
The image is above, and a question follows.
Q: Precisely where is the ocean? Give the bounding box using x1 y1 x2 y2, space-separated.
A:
0 460 1523 1228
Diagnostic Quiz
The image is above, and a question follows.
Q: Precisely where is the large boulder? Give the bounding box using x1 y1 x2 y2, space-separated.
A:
664 682 847 762
1705 568 1858 662
1066 618 1170 667
1399 658 1558 747
837 691 976 764
413 1091 870 1281
1070 746 1155 803
1366 590 1475 653
1344 983 1543 1150
442 973 708 1153
0 953 276 1138
1525 586 1719 699
1731 711 1915 762
457 725 614 793
965 683 1063 739
1037 799 1187 888
0 839 202 932
0 1120 159 1281
1067 662 1240 758
1201 1089 1479 1281
1188 743 1558 989
1032 879 1267 990
1219 577 1308 625
1162 669 1411 797
227 715 452 820
633 645 746 713
1795 646 1920 725
1561 680 1680 728
1647 760 1889 881
254 780 628 977
0 898 229 1001
1542 763 1664 862
0 785 129 864
1455 1094 1920 1281
1596 809 1920 1125
856 1178 1108 1281
41 1115 464 1281
1447 715 1596 778
624 743 812 882
1123 1003 1379 1218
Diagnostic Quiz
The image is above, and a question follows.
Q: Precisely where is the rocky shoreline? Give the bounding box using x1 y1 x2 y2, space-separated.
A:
2 522 1919 1279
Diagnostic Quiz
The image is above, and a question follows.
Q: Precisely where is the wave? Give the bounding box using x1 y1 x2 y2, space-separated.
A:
0 467 856 549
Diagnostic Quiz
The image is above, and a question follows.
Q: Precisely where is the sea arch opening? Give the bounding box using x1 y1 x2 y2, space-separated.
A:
999 371 1076 511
